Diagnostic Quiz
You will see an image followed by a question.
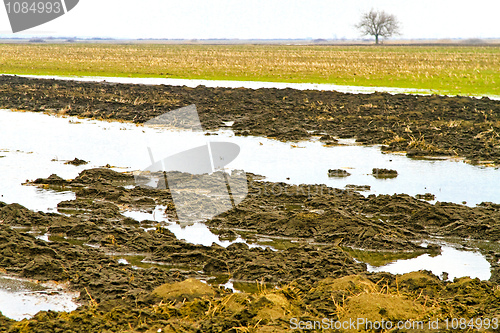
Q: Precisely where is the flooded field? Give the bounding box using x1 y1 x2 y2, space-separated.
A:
1 109 498 210
0 276 79 321
22 74 435 96
1 109 498 287
366 244 491 281
1 77 500 330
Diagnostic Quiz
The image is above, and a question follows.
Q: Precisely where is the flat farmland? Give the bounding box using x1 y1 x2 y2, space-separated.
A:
0 43 499 96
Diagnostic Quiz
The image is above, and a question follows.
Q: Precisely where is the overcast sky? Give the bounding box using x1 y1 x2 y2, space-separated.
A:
1 0 499 39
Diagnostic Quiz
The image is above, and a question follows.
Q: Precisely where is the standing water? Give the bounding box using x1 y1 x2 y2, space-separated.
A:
0 276 79 321
0 108 498 318
1 109 498 208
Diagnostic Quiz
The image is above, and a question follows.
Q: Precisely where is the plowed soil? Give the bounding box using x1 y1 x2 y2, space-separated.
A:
1 75 500 331
1 75 499 164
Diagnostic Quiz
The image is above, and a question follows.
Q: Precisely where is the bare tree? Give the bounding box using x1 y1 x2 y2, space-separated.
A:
356 9 401 44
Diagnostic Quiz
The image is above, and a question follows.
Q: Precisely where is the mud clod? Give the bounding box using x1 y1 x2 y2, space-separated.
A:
416 193 436 201
153 279 216 302
345 184 371 191
372 168 398 178
65 157 88 166
0 167 498 331
328 169 351 177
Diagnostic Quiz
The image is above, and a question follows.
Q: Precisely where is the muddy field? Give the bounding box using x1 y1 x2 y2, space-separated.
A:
0 168 499 331
1 76 500 331
0 75 499 164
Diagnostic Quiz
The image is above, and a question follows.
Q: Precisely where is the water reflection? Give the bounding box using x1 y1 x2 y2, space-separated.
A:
1 109 498 210
365 245 491 281
0 109 497 287
0 276 79 321
122 209 271 250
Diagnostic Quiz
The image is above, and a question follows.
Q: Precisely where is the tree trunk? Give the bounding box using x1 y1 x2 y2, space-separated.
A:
375 35 379 44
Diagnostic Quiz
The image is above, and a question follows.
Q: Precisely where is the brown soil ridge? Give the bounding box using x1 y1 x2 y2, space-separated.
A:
5 271 500 332
1 168 500 331
1 75 499 164
27 169 500 282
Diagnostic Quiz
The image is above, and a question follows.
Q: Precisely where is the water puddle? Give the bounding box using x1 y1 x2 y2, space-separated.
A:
0 276 80 321
18 74 500 100
345 247 429 267
0 108 499 285
122 209 272 249
1 109 499 209
201 275 276 294
20 74 432 96
218 279 276 294
364 244 491 281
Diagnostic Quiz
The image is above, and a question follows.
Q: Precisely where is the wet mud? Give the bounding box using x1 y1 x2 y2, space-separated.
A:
372 168 398 178
209 176 500 252
0 168 497 331
0 168 500 332
1 74 500 331
328 169 351 177
4 269 500 332
0 75 499 164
